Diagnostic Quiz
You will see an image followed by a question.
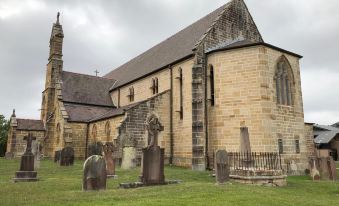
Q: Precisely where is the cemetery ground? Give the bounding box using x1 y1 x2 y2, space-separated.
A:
0 159 338 206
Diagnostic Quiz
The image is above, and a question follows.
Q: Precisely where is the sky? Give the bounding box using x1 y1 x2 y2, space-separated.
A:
0 0 338 125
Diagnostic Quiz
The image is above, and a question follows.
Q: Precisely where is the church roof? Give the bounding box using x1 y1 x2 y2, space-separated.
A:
104 2 232 89
314 124 339 144
16 119 45 131
64 103 115 122
62 71 117 107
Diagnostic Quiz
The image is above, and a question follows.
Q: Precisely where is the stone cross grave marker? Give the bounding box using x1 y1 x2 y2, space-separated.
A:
13 133 38 182
215 150 230 184
140 114 165 185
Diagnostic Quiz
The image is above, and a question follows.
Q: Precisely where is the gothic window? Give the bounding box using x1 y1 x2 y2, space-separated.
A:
151 78 159 95
56 123 61 144
176 68 183 119
105 121 111 142
92 124 97 142
295 139 300 154
278 138 283 154
209 65 215 106
275 56 294 106
128 87 134 102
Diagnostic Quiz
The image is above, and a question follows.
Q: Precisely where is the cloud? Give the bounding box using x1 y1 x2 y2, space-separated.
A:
0 0 338 126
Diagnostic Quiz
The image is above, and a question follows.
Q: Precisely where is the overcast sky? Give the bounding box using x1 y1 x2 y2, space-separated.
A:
0 0 338 125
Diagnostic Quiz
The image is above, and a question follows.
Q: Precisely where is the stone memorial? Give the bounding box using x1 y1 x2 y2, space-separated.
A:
121 133 137 170
83 155 107 191
140 114 165 185
240 126 251 153
103 142 116 178
87 141 103 157
215 150 230 184
60 146 74 166
54 150 61 163
310 158 320 181
318 157 337 180
32 140 41 170
13 133 38 182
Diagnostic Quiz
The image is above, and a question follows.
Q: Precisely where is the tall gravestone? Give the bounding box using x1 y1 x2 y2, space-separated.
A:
60 146 74 166
103 142 116 178
121 133 137 170
240 127 251 153
215 150 230 184
87 142 103 157
140 114 165 185
32 140 41 170
83 155 107 191
13 133 38 182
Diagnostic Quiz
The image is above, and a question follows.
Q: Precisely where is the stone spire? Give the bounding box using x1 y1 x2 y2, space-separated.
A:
49 12 64 60
10 109 17 127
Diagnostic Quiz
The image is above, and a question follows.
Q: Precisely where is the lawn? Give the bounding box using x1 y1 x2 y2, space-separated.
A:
0 158 338 206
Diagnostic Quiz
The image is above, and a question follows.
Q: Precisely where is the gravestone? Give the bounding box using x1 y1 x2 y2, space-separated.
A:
121 133 137 170
103 142 116 178
288 160 298 175
140 114 165 185
215 150 230 184
83 155 107 191
87 142 103 157
60 147 74 166
310 158 320 180
240 127 251 153
13 133 38 182
54 150 61 163
32 140 41 170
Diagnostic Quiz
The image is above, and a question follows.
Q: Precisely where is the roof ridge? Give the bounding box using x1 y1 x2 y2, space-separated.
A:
17 118 42 121
104 2 231 78
63 70 116 81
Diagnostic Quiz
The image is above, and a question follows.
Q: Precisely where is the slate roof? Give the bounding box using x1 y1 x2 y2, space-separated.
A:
64 103 115 122
16 119 45 131
62 71 117 107
104 2 231 89
314 124 339 144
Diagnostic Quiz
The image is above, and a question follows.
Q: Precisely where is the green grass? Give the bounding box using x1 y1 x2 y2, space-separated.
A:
0 158 338 206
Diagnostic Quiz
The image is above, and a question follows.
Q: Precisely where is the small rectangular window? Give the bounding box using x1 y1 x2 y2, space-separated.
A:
278 139 283 154
295 139 300 154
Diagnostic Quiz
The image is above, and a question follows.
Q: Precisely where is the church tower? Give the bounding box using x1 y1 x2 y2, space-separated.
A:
41 12 64 123
40 13 64 156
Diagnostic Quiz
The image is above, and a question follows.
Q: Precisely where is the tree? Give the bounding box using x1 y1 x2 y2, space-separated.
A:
0 115 10 157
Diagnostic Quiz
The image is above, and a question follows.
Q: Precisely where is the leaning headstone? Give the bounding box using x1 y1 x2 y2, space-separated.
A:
60 147 74 166
103 142 116 178
121 133 137 170
83 155 106 191
140 114 165 185
87 142 103 157
13 133 38 182
215 150 230 184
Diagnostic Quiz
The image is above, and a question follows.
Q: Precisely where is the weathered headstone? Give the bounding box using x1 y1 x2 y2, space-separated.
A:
240 127 251 153
288 160 298 175
87 142 103 157
83 155 107 191
140 114 165 185
54 150 61 163
310 158 320 180
32 140 41 170
215 150 230 184
121 133 137 170
60 146 74 166
318 157 337 180
103 142 116 178
13 133 38 182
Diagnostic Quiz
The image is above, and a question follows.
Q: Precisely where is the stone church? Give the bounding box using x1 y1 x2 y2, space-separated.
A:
6 0 313 171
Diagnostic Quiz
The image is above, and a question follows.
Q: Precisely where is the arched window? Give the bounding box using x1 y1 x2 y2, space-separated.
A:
151 78 159 95
105 121 111 142
92 124 97 142
275 56 294 106
209 65 215 106
56 123 61 144
128 87 134 102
